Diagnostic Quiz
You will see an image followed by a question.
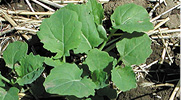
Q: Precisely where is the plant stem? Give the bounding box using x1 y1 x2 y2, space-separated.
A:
117 57 122 63
0 74 10 84
63 55 66 63
99 41 107 51
104 36 121 52
99 29 117 51
104 43 116 52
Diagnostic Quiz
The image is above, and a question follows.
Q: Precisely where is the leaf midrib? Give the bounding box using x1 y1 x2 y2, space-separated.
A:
123 38 144 59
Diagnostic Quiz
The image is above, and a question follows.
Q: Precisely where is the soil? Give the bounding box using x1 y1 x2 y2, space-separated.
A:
156 0 180 28
0 0 180 100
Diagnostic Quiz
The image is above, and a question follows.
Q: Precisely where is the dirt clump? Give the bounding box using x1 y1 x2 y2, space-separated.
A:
156 0 180 28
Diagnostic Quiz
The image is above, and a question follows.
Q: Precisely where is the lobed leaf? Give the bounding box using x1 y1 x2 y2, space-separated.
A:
112 66 136 91
44 63 96 98
116 32 152 66
111 3 153 33
15 53 44 85
3 41 28 69
37 9 82 58
0 87 19 100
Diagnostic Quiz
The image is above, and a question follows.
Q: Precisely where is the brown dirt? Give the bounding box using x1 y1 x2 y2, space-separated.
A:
117 85 176 100
156 0 180 28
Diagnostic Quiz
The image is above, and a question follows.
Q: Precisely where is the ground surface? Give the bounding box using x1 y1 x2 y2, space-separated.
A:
0 0 180 100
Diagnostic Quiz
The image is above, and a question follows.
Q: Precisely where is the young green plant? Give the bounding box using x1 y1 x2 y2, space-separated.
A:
1 0 153 99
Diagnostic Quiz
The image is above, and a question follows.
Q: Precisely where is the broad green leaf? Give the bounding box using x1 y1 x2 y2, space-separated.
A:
116 32 152 66
44 57 63 67
0 87 19 100
3 41 28 69
65 4 103 53
37 9 82 58
44 63 96 98
15 53 45 85
86 49 113 72
111 3 153 33
87 0 104 25
112 66 136 91
97 86 117 99
91 70 108 88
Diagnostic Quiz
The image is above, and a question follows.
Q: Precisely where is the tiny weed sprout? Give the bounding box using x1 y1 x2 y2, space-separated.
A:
1 0 153 99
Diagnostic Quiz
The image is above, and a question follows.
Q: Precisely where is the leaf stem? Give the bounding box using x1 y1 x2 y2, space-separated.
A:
104 43 116 52
63 55 66 63
117 57 122 64
104 36 121 52
99 29 117 50
99 41 107 50
0 74 10 84
105 36 121 47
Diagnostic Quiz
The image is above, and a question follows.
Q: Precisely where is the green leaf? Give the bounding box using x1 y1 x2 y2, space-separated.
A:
97 25 107 41
112 66 136 91
92 70 108 88
15 53 45 85
86 49 112 88
37 8 82 58
65 4 103 53
3 41 28 69
87 0 104 25
86 49 113 72
111 3 153 33
44 57 63 67
116 32 152 66
44 63 96 98
0 87 19 100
